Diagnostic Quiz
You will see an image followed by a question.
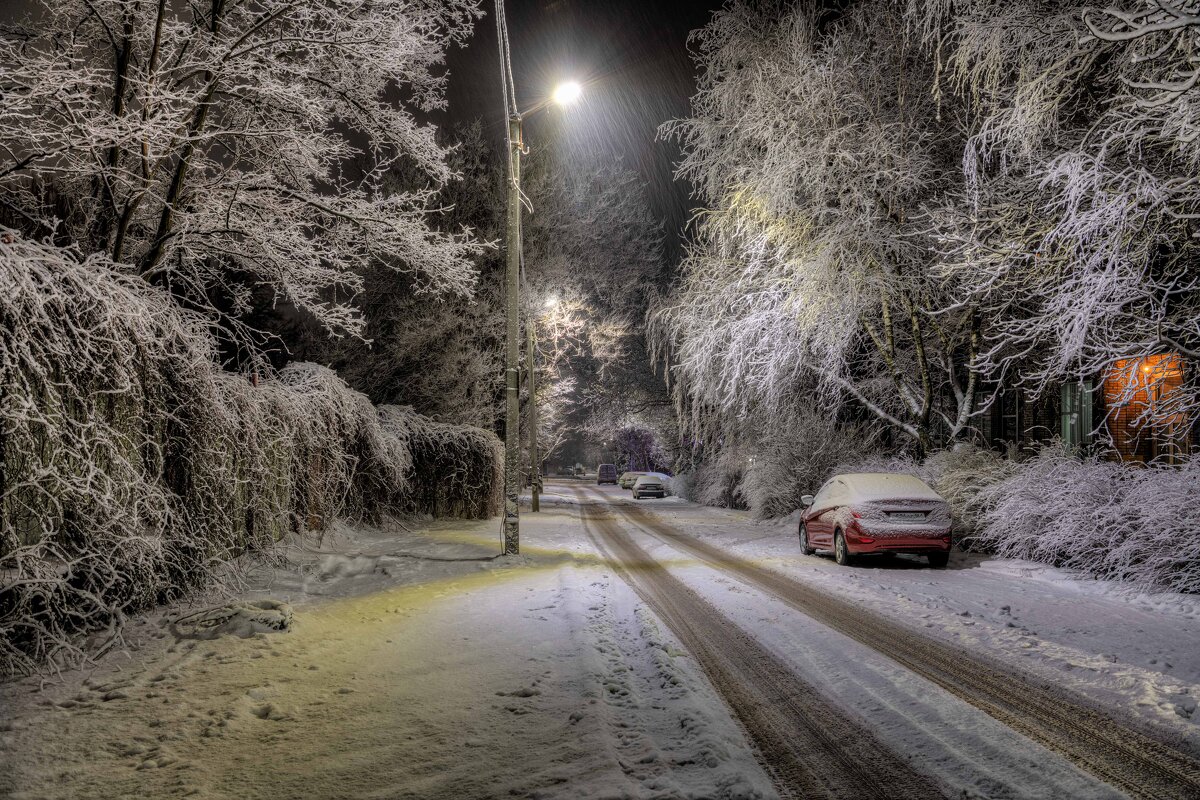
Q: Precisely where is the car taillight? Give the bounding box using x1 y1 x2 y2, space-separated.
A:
860 537 875 544
851 510 862 519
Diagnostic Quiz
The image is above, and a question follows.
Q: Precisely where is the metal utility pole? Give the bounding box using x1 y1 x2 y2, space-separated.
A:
527 321 539 512
503 113 523 555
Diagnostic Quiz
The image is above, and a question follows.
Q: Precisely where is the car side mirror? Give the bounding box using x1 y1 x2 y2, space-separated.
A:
800 495 814 508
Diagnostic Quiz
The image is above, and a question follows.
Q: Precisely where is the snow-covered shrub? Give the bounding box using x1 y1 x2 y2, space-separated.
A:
1 234 221 673
668 472 698 502
923 446 1019 542
379 407 502 520
740 417 879 519
689 446 750 510
973 448 1200 593
0 233 497 674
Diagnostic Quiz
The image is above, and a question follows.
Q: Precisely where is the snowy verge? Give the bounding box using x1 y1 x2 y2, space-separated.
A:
0 502 776 800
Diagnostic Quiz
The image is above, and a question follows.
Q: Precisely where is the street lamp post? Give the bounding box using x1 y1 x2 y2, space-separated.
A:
503 112 523 555
502 82 581 553
527 321 539 512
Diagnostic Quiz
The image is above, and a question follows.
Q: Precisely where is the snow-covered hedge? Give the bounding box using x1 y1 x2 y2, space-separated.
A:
0 235 500 674
972 450 1200 594
379 406 503 520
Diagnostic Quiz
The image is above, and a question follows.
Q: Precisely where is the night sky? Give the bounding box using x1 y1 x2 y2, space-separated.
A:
438 0 724 261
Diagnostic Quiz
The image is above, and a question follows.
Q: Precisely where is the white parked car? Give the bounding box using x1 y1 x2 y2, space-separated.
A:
632 474 667 500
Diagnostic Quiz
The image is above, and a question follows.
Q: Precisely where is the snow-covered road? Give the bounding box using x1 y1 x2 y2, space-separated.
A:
2 481 1198 799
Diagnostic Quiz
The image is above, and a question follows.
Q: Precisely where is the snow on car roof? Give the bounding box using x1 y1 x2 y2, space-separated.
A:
839 473 942 502
634 474 663 483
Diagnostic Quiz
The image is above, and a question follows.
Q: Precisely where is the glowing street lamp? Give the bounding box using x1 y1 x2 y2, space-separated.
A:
552 81 582 106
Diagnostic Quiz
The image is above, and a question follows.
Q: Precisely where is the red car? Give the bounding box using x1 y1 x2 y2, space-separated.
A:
799 473 952 567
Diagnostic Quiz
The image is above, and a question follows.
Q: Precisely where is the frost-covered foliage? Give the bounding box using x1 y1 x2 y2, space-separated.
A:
0 232 500 674
611 426 671 474
671 446 749 510
915 0 1200 422
655 1 982 454
379 406 502 519
0 0 482 339
972 449 1200 593
519 144 671 464
659 0 1200 517
737 413 880 519
300 122 506 430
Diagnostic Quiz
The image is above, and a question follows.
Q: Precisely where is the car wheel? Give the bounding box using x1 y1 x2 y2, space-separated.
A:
927 551 949 569
798 522 815 556
834 530 853 567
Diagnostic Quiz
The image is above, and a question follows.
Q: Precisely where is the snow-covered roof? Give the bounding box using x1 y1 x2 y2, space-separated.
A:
840 473 942 502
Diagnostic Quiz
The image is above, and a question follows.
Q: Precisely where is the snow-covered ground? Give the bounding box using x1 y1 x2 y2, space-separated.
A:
2 481 1197 799
618 492 1200 752
0 490 774 800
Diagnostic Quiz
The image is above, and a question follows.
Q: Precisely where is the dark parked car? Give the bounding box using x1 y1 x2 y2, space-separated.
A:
799 473 952 567
597 464 618 485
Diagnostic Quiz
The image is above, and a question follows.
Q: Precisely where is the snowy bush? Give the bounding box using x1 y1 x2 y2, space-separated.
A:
739 416 879 520
379 406 503 520
972 449 1200 594
692 446 751 510
923 446 1020 541
0 232 500 674
669 472 698 503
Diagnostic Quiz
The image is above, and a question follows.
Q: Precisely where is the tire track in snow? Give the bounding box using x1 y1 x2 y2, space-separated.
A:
574 490 944 800
605 492 1200 800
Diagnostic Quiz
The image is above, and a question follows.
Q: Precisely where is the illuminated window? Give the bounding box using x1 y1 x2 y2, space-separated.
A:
1103 354 1187 464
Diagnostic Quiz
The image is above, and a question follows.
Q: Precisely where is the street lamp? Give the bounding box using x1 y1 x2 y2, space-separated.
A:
552 81 582 106
502 83 582 553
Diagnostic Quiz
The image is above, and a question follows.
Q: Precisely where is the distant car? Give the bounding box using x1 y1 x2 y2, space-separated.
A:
619 471 647 489
799 473 952 568
632 474 667 500
597 464 618 485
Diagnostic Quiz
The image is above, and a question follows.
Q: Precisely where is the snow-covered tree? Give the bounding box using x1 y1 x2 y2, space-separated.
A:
296 121 506 429
520 141 672 458
917 0 1200 427
0 0 482 341
655 1 981 455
